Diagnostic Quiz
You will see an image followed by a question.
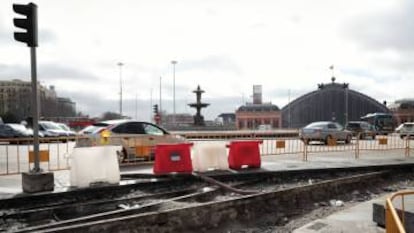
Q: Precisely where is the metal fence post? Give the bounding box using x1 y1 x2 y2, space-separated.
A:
405 136 410 158
303 141 308 161
355 135 360 159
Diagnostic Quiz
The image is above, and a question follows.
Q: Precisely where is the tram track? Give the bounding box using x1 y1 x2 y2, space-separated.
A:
2 164 413 232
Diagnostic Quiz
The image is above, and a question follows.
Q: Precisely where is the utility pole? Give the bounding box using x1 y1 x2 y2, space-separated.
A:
288 89 291 128
150 88 153 122
159 76 162 124
117 62 124 117
171 60 177 125
135 93 138 120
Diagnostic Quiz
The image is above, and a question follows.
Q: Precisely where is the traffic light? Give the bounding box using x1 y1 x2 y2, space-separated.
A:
13 3 38 47
153 104 159 114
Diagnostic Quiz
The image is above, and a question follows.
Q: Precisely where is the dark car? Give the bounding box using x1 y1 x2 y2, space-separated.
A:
345 121 376 140
77 119 187 161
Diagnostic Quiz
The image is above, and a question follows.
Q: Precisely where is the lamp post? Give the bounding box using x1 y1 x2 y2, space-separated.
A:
159 76 162 123
117 62 124 117
171 60 177 125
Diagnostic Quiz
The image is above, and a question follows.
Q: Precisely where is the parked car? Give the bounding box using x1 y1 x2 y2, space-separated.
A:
299 121 352 145
76 119 187 161
56 123 77 137
258 124 272 131
39 121 71 138
398 122 414 139
345 121 376 139
0 124 34 143
395 123 405 133
0 124 32 138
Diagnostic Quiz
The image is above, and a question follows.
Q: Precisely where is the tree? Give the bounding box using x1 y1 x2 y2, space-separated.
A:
1 112 20 123
101 112 122 121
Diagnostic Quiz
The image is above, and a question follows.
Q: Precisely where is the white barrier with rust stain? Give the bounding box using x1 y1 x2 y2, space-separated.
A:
70 145 121 188
192 142 228 172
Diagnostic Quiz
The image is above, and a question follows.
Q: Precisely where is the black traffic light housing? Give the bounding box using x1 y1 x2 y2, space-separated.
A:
13 3 38 47
153 104 159 114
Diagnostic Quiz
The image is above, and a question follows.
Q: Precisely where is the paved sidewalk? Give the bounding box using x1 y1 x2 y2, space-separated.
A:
293 195 387 233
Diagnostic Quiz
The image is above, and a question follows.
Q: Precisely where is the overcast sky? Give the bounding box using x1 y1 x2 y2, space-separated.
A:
0 0 412 121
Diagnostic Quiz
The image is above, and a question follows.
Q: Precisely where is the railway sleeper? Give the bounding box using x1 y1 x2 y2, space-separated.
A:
10 170 397 233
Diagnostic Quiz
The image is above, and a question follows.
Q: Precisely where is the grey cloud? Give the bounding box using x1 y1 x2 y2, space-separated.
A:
180 55 242 75
0 23 14 45
57 90 117 117
0 64 30 79
345 1 414 51
266 87 313 100
58 88 242 120
205 8 217 16
342 68 403 84
38 64 100 82
249 22 267 29
0 19 56 45
200 96 243 119
39 29 57 44
0 63 100 83
0 30 9 43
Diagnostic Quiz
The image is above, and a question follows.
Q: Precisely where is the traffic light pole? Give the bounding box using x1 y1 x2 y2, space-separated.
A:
14 2 54 193
30 46 40 172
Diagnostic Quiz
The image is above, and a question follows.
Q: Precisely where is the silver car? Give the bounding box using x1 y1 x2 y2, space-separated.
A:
398 122 414 139
299 121 352 145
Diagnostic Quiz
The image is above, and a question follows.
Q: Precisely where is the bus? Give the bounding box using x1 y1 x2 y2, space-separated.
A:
360 113 395 135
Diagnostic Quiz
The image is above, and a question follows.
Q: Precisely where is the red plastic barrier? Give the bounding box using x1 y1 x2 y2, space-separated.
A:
153 143 193 175
227 140 262 170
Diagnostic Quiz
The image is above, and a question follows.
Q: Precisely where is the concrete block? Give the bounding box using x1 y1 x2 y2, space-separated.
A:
373 201 414 232
22 172 54 193
192 143 228 172
70 146 120 187
372 202 385 227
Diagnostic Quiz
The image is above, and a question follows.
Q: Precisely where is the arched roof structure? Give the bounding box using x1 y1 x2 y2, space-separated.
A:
281 81 389 128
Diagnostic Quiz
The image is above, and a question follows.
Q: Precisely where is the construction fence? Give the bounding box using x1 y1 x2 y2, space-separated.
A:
0 133 413 175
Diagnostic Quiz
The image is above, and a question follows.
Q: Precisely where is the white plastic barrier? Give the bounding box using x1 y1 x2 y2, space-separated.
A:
70 146 121 188
192 143 228 172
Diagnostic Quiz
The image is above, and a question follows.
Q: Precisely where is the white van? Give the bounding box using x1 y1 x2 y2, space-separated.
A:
258 124 272 131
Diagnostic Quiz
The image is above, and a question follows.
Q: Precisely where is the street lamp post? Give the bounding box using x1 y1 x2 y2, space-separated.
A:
117 62 124 117
159 76 162 122
171 60 177 125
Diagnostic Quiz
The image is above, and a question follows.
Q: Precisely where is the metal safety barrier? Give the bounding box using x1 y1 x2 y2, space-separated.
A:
0 137 74 175
385 190 414 233
190 133 413 161
0 132 413 175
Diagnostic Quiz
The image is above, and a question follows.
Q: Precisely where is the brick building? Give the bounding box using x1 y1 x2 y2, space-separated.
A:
235 85 281 129
236 103 281 129
389 99 414 125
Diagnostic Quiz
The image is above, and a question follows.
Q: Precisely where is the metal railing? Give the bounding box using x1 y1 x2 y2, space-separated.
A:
385 190 414 233
190 133 413 161
0 137 74 175
0 133 412 175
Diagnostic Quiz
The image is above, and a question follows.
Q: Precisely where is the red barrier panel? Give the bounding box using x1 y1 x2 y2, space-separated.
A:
153 143 193 175
228 140 262 170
